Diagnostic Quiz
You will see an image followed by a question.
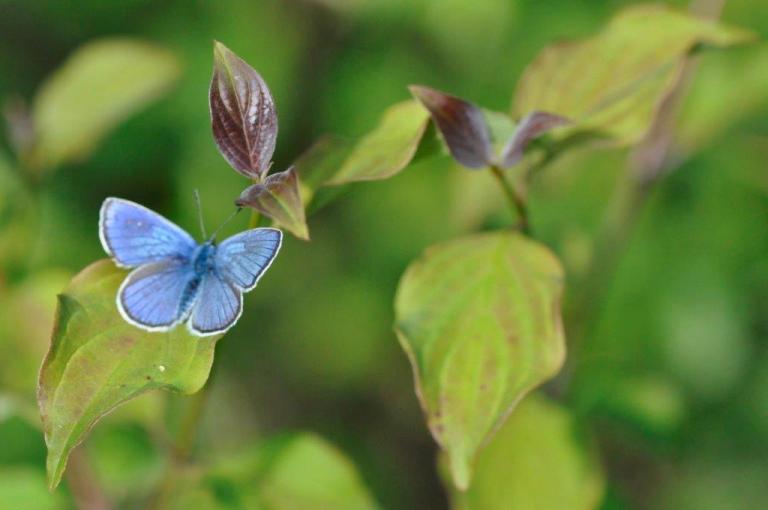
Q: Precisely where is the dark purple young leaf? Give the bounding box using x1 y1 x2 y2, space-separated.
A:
499 111 570 168
210 41 277 180
236 166 309 240
409 85 492 169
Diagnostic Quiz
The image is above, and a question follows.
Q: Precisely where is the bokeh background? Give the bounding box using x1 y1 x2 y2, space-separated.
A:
1 0 767 508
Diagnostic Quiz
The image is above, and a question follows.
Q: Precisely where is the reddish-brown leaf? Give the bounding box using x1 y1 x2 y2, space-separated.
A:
210 41 277 180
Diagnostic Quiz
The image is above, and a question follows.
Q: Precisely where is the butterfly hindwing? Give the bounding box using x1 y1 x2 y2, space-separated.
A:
188 273 242 336
215 228 282 290
118 259 199 331
100 197 197 268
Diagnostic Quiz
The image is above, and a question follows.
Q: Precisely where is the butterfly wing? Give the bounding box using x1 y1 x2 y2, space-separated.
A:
187 273 242 336
186 228 282 336
118 259 199 331
214 228 283 291
100 197 197 268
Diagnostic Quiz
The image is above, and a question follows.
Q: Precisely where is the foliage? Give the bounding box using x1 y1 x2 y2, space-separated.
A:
0 0 765 508
38 260 222 489
444 393 604 510
28 39 180 173
395 232 565 488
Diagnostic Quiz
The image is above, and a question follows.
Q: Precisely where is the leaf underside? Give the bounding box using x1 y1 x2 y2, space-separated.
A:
237 166 310 240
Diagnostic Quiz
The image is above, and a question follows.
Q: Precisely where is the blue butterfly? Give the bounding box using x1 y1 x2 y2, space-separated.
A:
99 197 282 337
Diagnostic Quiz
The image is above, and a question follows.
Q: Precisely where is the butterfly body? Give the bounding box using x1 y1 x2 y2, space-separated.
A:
100 198 282 336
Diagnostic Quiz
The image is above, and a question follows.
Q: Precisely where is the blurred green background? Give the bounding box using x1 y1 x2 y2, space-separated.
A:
1 0 767 508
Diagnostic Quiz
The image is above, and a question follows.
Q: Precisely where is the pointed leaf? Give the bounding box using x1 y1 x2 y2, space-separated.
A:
395 232 565 489
292 135 354 193
513 4 755 146
37 260 223 489
236 166 309 240
499 111 569 168
444 394 604 509
30 38 180 172
210 41 278 180
410 85 492 169
325 100 429 185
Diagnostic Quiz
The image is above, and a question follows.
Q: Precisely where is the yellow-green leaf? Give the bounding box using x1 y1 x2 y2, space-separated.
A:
37 260 223 489
445 394 604 510
0 269 71 395
0 467 70 510
513 4 755 146
325 100 429 185
257 434 380 510
198 433 380 510
30 38 180 171
395 232 565 489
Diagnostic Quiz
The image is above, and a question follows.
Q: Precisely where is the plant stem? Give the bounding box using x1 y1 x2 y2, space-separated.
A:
248 209 261 229
147 365 218 510
490 165 530 234
66 447 113 510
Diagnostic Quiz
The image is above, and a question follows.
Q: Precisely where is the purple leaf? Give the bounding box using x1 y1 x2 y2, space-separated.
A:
236 166 309 240
499 111 570 168
210 41 277 180
409 85 492 169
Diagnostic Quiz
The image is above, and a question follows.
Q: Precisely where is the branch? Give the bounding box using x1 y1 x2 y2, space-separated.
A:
490 165 531 235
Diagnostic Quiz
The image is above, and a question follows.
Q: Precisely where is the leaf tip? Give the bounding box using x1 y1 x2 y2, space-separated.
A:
407 85 492 169
449 452 473 491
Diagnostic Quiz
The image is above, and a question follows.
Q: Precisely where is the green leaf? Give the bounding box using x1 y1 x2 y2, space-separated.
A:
195 433 379 510
395 231 565 489
292 136 354 194
37 260 223 489
325 100 429 185
0 269 72 395
30 38 180 171
237 166 310 240
255 434 379 510
512 4 755 146
0 151 36 276
678 43 768 151
0 467 70 510
444 394 604 510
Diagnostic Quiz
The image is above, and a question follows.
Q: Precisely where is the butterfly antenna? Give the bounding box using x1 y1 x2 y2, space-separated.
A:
208 207 243 242
194 189 208 240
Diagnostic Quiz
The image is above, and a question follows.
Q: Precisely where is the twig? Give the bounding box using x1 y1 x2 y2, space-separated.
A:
490 165 531 234
66 447 112 510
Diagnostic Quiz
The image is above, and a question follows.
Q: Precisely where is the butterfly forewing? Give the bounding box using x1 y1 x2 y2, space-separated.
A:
118 259 199 330
100 198 197 268
215 228 282 290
